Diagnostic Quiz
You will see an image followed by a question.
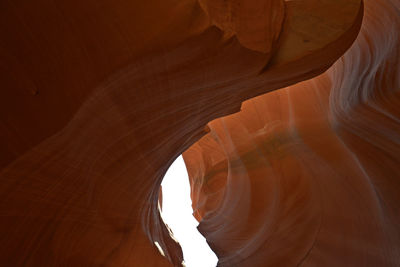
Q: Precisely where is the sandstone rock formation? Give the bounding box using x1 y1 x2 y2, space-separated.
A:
0 0 398 266
185 0 400 266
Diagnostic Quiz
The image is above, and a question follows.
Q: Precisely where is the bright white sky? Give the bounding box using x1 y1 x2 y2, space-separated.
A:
160 156 218 267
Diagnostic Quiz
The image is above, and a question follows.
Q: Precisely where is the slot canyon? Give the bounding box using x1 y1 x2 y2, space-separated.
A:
0 0 399 266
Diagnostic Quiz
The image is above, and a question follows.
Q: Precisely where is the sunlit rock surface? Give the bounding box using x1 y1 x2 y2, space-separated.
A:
0 0 398 266
184 0 400 266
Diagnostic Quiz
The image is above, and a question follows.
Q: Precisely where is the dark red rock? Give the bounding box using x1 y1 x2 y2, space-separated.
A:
2 0 396 266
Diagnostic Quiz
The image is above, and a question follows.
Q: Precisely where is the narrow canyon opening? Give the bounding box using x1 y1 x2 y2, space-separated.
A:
160 155 218 267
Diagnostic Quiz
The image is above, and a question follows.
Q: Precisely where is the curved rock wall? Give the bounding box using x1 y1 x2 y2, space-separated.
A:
1 0 397 266
184 0 400 265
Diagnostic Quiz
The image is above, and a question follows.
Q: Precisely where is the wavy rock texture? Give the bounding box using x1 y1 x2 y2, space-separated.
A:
0 0 397 266
185 0 400 266
197 0 284 53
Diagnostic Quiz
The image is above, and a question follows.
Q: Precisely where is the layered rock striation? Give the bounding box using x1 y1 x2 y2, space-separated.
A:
185 0 400 266
0 0 398 266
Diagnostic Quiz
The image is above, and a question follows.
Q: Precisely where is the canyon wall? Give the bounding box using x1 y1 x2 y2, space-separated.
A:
184 0 400 266
0 0 398 266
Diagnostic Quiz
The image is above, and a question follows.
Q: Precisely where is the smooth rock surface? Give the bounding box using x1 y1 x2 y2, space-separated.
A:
1 0 397 266
185 0 400 265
